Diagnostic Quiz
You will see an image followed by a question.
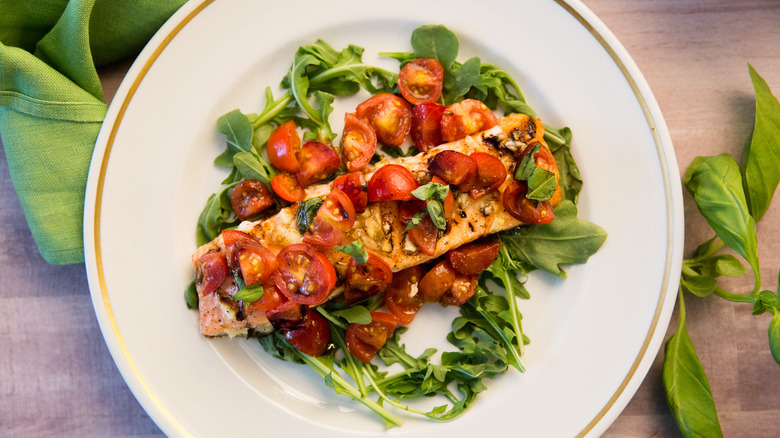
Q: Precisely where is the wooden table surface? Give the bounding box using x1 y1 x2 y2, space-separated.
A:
2 0 780 436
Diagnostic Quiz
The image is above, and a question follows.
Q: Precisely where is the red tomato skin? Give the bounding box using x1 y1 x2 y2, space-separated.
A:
407 214 438 257
355 93 412 146
225 240 278 286
267 120 301 173
440 99 499 142
418 259 458 302
271 172 306 202
384 266 424 324
285 309 331 357
503 180 555 224
411 102 445 151
398 200 427 225
448 241 502 275
398 58 444 105
367 164 419 202
428 150 477 190
274 244 336 305
303 189 356 249
341 113 377 171
230 180 274 221
248 283 287 312
344 254 393 305
295 141 340 187
265 300 305 329
469 152 508 199
440 274 478 306
332 172 368 212
345 312 399 363
195 252 228 296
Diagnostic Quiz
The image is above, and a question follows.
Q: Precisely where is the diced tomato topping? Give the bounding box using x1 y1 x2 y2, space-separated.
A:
448 241 502 275
418 259 458 302
341 113 377 171
384 266 424 324
398 58 444 105
440 99 498 142
266 300 305 329
469 152 507 199
331 172 368 212
295 141 340 187
271 172 306 202
367 164 419 202
440 274 478 306
355 93 412 147
345 312 399 363
344 253 393 305
503 180 555 224
303 189 356 249
407 215 438 257
195 252 228 296
428 150 477 191
230 180 274 221
411 102 445 152
284 308 331 357
267 120 301 173
222 230 277 286
274 244 337 305
248 282 287 312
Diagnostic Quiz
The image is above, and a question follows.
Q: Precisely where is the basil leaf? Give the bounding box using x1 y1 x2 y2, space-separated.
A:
404 209 428 232
741 64 780 222
525 168 556 201
683 154 759 274
499 201 607 278
335 241 369 265
233 283 265 303
410 182 449 230
296 197 325 235
215 109 255 167
663 292 724 438
330 305 372 324
426 199 447 230
770 312 780 366
233 151 276 185
196 182 239 245
184 279 199 309
412 181 449 203
515 144 541 180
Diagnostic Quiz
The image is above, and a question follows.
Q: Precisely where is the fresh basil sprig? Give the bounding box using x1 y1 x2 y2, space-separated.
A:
233 282 265 303
296 196 325 235
514 144 557 201
335 241 369 265
664 66 780 438
405 182 450 231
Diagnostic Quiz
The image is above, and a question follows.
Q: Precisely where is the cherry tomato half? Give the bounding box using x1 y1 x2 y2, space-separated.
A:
230 180 274 221
428 150 477 191
195 252 228 296
271 172 306 202
266 300 305 329
418 259 458 302
440 99 499 142
411 102 445 152
247 282 287 312
222 230 278 286
468 152 508 200
303 189 356 249
448 241 502 276
407 214 438 257
331 172 368 213
384 266 424 324
346 312 399 363
267 120 301 173
440 274 478 306
296 141 340 187
503 180 555 225
342 112 377 171
367 164 419 202
398 58 444 105
284 308 331 357
274 244 337 305
344 253 393 305
355 93 412 147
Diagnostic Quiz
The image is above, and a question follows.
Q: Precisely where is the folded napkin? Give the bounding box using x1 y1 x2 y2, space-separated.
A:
0 0 187 264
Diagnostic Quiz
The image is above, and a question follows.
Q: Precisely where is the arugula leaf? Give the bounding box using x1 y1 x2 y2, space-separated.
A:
499 201 607 278
443 57 482 104
381 145 420 158
329 305 372 324
296 196 325 235
741 64 780 222
233 151 276 185
196 182 239 245
410 25 459 69
184 279 198 309
683 154 760 280
663 290 724 438
233 283 265 303
335 241 369 265
215 109 255 167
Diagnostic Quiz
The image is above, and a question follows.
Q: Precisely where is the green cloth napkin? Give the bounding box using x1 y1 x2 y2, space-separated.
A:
0 0 187 264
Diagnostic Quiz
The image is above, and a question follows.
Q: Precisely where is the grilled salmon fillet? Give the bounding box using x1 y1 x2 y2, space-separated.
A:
192 113 547 337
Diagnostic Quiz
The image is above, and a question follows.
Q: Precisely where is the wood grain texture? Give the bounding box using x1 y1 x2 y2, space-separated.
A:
1 1 779 436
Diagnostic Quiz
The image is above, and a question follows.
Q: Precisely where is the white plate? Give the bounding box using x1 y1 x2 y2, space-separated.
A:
84 0 683 436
